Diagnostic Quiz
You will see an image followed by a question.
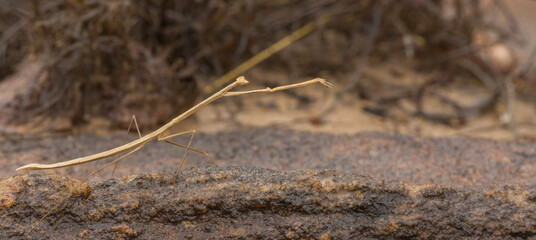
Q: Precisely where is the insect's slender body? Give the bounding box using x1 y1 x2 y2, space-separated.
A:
17 76 331 171
17 76 331 236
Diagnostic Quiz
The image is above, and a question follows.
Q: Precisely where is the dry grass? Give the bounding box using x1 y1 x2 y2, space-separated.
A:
0 0 525 130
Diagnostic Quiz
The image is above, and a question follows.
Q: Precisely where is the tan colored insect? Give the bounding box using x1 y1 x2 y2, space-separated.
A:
17 76 331 235
17 76 331 177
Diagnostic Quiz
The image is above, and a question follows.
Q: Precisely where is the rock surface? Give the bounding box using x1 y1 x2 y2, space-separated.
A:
2 167 536 239
3 128 536 239
3 128 536 186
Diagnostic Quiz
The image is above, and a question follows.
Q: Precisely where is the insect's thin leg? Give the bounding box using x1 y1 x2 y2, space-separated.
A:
223 78 332 97
158 138 217 166
158 130 213 183
85 143 146 181
111 115 142 177
27 144 145 236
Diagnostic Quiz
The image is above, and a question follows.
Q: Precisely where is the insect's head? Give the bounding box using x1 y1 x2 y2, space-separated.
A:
236 76 249 85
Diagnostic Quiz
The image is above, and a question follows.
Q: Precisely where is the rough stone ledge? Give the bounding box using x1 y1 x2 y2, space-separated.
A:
1 166 536 239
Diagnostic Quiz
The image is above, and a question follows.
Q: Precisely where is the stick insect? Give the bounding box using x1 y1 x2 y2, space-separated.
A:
17 76 331 174
16 76 331 234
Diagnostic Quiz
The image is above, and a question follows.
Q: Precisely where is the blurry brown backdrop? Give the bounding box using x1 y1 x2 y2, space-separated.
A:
1 0 536 141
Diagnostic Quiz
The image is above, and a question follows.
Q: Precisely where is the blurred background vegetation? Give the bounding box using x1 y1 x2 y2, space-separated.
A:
1 0 536 141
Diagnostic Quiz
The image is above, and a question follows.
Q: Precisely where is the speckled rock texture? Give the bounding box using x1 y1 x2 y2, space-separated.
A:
3 128 536 186
2 128 536 239
2 167 536 239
